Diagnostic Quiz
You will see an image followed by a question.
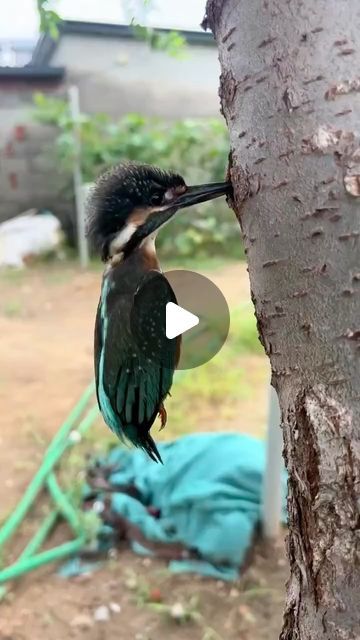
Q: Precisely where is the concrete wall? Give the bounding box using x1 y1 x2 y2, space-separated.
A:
0 35 221 230
0 82 73 229
52 35 220 118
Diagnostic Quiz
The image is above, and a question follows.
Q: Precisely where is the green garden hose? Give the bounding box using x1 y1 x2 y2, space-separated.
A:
0 384 95 550
0 385 99 593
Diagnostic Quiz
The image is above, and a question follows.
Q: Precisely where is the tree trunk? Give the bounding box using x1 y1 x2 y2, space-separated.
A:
204 1 360 638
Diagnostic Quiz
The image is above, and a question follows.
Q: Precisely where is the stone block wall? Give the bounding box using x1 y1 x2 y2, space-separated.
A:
0 84 75 237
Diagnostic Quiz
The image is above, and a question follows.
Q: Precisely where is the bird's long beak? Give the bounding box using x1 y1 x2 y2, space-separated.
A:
174 181 232 210
123 180 232 256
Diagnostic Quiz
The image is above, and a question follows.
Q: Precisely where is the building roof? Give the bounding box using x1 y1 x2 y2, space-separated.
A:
31 20 215 66
0 65 64 81
0 36 63 81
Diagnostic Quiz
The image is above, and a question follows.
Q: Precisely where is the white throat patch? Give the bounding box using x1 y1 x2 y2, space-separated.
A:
109 223 137 256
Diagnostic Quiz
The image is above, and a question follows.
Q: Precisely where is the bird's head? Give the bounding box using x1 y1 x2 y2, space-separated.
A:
87 162 231 261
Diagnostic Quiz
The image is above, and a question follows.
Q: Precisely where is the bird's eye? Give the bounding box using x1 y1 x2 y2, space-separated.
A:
149 192 163 206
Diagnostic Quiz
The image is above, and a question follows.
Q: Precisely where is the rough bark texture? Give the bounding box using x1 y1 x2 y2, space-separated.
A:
204 1 360 638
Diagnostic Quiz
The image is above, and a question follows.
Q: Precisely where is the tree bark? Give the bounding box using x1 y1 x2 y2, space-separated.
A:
204 1 360 638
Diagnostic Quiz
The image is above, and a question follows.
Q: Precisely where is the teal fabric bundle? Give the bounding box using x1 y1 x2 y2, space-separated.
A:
98 433 287 580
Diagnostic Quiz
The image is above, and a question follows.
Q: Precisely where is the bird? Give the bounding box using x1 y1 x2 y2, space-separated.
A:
87 162 231 463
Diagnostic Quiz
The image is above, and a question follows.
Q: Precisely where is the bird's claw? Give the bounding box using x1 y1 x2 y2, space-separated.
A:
158 404 167 431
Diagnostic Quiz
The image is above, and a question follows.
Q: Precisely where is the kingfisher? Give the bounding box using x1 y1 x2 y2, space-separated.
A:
88 162 231 463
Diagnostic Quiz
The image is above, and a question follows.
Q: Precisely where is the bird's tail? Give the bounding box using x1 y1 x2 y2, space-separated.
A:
141 433 163 464
122 421 163 464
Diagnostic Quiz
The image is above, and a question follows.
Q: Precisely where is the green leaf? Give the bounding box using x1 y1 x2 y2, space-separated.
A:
31 94 241 258
36 0 61 37
131 22 187 58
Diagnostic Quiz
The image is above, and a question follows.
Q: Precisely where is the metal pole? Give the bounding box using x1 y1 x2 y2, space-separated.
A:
68 85 89 268
262 384 283 539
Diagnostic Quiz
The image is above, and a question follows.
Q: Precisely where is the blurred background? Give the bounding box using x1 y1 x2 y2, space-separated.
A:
0 2 286 639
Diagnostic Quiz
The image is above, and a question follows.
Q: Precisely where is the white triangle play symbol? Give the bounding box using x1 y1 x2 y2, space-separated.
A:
165 302 199 340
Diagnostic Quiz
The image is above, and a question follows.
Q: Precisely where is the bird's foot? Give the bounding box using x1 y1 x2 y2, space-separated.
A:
158 403 167 431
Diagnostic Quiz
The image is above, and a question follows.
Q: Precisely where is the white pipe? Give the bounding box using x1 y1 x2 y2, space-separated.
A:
262 384 283 539
68 85 89 268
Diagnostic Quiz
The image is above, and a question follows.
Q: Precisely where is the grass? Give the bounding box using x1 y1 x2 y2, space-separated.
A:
18 252 239 275
43 268 75 285
89 253 241 276
162 304 266 439
2 300 23 318
0 268 25 284
123 570 224 639
229 305 263 354
163 254 242 273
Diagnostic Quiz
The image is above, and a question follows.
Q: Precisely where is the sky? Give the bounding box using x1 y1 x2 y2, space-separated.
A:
0 0 206 39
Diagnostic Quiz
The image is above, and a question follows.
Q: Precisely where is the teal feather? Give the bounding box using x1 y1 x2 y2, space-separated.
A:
138 376 146 424
125 380 135 423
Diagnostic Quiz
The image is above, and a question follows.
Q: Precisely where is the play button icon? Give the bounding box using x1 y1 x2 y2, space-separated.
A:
130 269 230 370
165 302 199 339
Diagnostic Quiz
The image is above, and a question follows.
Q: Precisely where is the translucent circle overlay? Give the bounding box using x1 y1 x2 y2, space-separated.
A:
130 269 230 370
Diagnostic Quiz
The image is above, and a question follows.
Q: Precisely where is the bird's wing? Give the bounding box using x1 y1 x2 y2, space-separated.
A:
131 270 180 371
95 271 178 462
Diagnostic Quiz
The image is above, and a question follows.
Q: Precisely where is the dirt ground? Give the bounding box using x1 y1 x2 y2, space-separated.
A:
0 261 287 640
